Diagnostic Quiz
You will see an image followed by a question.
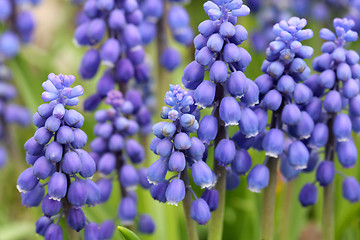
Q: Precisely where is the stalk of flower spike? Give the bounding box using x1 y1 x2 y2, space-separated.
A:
17 73 101 239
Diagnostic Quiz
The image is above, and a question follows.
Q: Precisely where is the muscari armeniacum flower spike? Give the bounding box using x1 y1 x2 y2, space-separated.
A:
17 73 103 238
90 89 155 234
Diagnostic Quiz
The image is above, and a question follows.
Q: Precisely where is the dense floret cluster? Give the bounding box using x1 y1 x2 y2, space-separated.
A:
90 89 155 233
17 74 109 239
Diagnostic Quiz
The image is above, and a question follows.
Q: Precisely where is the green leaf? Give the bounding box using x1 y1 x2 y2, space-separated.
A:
117 226 140 240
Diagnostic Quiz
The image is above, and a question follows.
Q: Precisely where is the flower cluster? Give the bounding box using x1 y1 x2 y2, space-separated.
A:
299 18 360 206
17 73 108 239
148 85 218 225
74 0 152 111
139 0 194 71
90 89 155 234
192 0 260 192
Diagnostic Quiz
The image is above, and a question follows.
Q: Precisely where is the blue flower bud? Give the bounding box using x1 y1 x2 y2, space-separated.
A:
0 31 20 58
36 216 52 236
277 75 295 93
343 78 359 99
67 207 86 232
62 151 82 175
44 224 63 240
33 112 46 128
281 104 301 126
150 180 168 203
316 160 335 187
194 80 215 108
337 140 357 168
160 48 181 71
232 131 255 150
263 89 282 111
71 129 87 149
192 160 216 189
320 28 335 41
56 126 74 144
350 95 360 116
231 149 252 175
0 0 11 21
214 139 236 166
194 34 208 50
239 108 259 137
267 62 284 79
309 123 329 148
209 60 228 83
195 47 214 66
115 58 134 83
279 152 300 181
342 177 360 203
232 4 250 17
337 63 351 81
169 151 186 172
147 158 168 184
21 183 45 207
107 134 123 152
17 167 39 193
293 111 314 139
207 33 224 52
190 198 211 225
118 196 137 225
299 183 317 207
305 97 322 122
33 156 54 179
48 172 67 201
254 74 273 95
201 189 218 212
84 223 100 240
223 43 241 63
185 137 205 160
84 179 100 206
41 194 62 217
45 116 61 132
262 129 284 158
67 180 87 207
182 61 205 90
333 113 352 142
219 21 235 38
79 49 100 79
97 178 113 203
87 18 106 44
125 139 145 163
64 109 84 127
324 90 342 113
174 132 191 150
120 165 139 190
227 71 248 98
230 24 248 45
24 137 44 156
197 115 218 144
138 214 155 234
45 141 63 163
247 164 269 193
293 83 313 105
219 96 241 126
98 153 116 175
99 220 115 239
288 141 309 170
318 69 335 89
198 20 216 37
26 153 38 165
166 178 185 205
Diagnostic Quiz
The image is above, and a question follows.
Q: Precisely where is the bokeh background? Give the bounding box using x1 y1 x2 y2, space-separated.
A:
0 0 360 239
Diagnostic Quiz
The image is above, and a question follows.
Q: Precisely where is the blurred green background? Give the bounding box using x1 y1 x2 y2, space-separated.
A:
0 1 359 239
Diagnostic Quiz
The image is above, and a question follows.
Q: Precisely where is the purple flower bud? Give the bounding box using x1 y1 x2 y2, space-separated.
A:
333 113 352 142
109 9 125 30
337 63 351 81
343 78 359 99
123 24 141 48
299 183 317 207
192 160 216 189
48 172 67 201
68 180 87 207
17 167 39 193
150 181 168 203
293 83 313 105
194 80 215 108
207 33 224 52
80 49 100 79
263 89 282 111
84 223 100 240
98 153 116 175
305 97 322 122
26 152 38 165
174 132 191 150
45 141 63 163
125 139 145 163
71 129 87 149
262 129 284 158
120 165 139 190
309 123 329 148
318 69 335 89
68 207 86 231
198 20 216 37
316 160 335 187
169 151 186 172
87 18 106 44
108 134 124 152
231 149 252 175
267 62 284 79
33 156 54 179
118 197 137 225
44 224 63 240
239 108 259 137
201 189 218 212
138 214 155 234
185 137 205 160
0 31 20 58
45 116 61 132
230 25 248 45
24 137 44 156
99 220 115 239
0 0 11 21
115 59 134 83
288 141 309 170
223 43 241 63
182 61 205 90
62 151 82 175
56 126 74 144
291 111 314 139
277 75 295 93
281 104 301 126
161 48 181 71
255 74 273 95
337 140 357 168
36 216 52 236
342 177 360 203
227 71 248 98
41 194 62 217
219 21 235 37
84 179 100 206
219 96 241 126
247 164 269 193
197 115 218 144
195 46 214 66
97 178 113 202
190 198 211 225
166 178 185 205
21 183 45 207
33 112 46 128
214 139 236 166
226 169 240 190
232 131 255 150
64 109 84 127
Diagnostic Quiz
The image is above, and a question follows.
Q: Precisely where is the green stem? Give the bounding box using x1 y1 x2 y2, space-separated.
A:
181 167 199 240
260 156 278 240
323 114 336 240
208 84 226 240
280 181 294 240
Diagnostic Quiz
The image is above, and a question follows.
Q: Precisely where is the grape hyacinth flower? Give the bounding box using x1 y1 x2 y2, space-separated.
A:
17 73 106 238
90 89 155 234
251 17 314 240
298 18 360 239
